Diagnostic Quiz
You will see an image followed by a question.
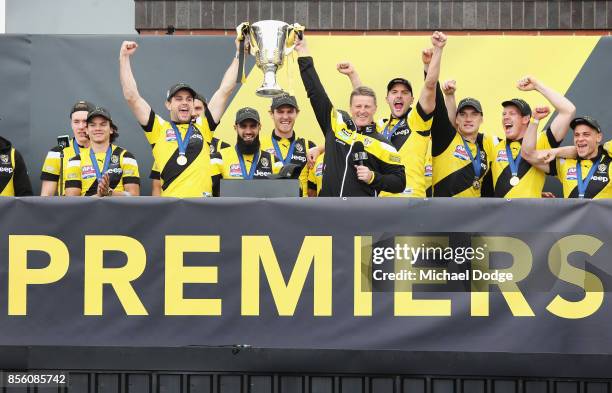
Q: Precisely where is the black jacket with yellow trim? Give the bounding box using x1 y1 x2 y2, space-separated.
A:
298 56 405 197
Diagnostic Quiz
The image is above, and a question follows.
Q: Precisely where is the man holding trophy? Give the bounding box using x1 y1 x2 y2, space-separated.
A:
293 34 405 197
118 37 241 198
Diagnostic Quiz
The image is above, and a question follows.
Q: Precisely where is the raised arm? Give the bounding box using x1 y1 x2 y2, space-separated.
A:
441 79 457 125
419 31 447 115
520 106 552 173
119 41 152 126
517 76 576 142
336 62 362 89
207 37 241 124
295 36 334 136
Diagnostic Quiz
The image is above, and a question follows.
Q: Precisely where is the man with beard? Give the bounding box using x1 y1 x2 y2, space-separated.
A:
40 100 95 196
119 38 239 197
490 75 575 198
260 94 316 197
295 35 405 197
522 113 612 198
335 60 432 198
210 107 281 196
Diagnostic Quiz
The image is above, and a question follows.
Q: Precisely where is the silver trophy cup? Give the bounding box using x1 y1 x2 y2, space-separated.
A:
248 20 301 97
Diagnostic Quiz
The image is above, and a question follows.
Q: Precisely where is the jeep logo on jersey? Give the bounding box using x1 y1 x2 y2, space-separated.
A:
453 145 470 161
260 157 269 168
295 143 304 153
254 169 271 177
0 167 13 174
292 155 307 163
592 175 609 182
598 163 607 173
111 155 119 164
0 154 8 164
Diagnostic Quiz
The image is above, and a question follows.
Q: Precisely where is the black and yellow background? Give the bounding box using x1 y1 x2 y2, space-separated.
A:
0 35 610 194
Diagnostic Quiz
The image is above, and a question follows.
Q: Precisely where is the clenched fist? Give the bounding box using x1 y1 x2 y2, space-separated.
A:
517 75 539 91
120 41 138 57
442 80 457 95
422 48 433 65
431 31 447 48
532 106 551 121
336 62 355 76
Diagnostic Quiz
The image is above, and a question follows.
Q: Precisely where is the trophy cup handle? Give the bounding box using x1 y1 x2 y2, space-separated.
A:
284 23 305 56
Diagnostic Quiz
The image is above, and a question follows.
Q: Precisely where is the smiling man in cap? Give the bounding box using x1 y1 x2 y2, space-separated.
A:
119 37 240 197
522 113 612 199
210 107 282 196
490 75 576 198
260 94 317 197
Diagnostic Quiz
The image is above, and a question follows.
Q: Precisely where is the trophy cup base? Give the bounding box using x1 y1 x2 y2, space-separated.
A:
255 87 286 98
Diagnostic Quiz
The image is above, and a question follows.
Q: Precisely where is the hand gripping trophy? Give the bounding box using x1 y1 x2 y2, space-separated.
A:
236 20 305 97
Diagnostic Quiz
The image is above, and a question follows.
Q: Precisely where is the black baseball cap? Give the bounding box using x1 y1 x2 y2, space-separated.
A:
87 106 117 130
271 94 299 111
386 78 413 94
571 116 602 133
457 97 483 114
166 82 197 101
235 107 260 124
70 100 95 117
194 93 207 104
502 98 532 117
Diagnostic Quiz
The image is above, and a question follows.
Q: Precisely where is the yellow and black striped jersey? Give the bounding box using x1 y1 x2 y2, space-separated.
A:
149 136 229 180
40 138 84 195
211 146 282 180
142 108 217 197
550 146 612 198
0 137 33 196
65 145 140 196
376 107 431 198
430 83 494 197
307 153 325 196
491 128 560 198
261 132 316 197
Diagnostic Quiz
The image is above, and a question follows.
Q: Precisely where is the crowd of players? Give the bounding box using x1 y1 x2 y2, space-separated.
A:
1 31 609 199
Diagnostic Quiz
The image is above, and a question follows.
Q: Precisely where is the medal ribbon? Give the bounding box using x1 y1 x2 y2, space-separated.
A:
271 137 296 166
89 145 113 182
235 146 260 180
382 118 405 140
576 156 601 198
505 142 522 179
72 137 80 156
462 138 482 179
171 122 194 157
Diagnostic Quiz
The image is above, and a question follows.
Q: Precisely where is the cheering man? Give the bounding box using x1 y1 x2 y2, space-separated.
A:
295 34 405 197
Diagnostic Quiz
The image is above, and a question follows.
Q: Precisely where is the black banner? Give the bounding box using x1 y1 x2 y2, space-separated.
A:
1 197 611 354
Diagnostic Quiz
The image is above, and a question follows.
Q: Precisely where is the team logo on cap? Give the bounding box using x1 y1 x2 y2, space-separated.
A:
295 143 304 153
0 154 8 164
598 163 607 173
260 157 270 168
453 145 470 161
111 155 119 164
